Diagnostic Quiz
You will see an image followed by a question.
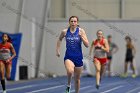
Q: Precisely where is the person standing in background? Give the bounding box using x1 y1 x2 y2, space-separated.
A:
106 35 118 77
122 36 136 78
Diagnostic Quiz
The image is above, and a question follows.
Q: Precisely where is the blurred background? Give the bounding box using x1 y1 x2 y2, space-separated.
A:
0 0 140 81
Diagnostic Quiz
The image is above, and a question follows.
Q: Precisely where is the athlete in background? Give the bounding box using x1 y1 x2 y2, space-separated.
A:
106 35 118 77
122 36 136 78
0 33 16 93
89 30 109 89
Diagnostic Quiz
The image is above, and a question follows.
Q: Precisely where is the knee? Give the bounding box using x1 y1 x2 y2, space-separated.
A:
75 77 80 83
67 69 74 76
96 69 101 73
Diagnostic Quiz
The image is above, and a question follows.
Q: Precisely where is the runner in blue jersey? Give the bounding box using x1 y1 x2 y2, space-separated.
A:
56 16 89 93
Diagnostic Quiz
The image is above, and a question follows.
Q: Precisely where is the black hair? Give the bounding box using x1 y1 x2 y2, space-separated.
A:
2 33 12 43
125 36 131 42
107 35 112 38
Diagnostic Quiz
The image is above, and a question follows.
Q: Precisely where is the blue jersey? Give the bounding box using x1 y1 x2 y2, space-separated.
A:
64 27 83 67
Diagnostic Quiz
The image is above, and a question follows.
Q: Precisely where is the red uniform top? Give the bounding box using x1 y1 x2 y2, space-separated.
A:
94 38 104 45
0 42 11 61
93 38 107 64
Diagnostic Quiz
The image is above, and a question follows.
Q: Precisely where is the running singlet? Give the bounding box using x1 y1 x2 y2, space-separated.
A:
126 48 133 58
65 27 83 59
94 38 106 58
0 42 11 61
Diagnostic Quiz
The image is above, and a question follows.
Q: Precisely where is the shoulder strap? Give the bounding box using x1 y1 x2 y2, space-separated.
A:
93 39 98 45
100 38 105 45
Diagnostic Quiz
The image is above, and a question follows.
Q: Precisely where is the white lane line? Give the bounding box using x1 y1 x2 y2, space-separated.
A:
26 85 64 93
86 81 125 93
83 80 126 93
105 81 126 86
82 79 126 92
70 86 92 93
100 85 123 93
126 87 140 93
0 84 42 92
0 82 60 92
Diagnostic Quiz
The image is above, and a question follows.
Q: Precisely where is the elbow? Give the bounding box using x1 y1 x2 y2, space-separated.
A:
14 53 16 57
86 44 89 48
85 45 89 48
85 42 89 48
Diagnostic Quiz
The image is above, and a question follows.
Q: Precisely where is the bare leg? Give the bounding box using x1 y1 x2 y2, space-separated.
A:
124 62 128 74
107 60 112 77
74 67 83 93
94 59 101 87
0 62 6 91
122 62 128 77
130 62 136 75
65 59 75 86
100 64 106 79
5 63 12 80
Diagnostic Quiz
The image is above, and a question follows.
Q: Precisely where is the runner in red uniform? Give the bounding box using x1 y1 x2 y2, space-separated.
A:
89 30 109 89
0 33 16 93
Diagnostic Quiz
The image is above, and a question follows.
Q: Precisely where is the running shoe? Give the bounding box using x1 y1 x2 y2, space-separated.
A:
65 86 71 93
96 84 100 89
3 90 6 93
120 73 128 78
132 74 136 78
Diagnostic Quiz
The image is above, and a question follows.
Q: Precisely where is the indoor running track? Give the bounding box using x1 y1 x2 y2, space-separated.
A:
0 76 140 93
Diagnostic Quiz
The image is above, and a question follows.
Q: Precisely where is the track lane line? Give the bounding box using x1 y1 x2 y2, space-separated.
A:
100 85 123 93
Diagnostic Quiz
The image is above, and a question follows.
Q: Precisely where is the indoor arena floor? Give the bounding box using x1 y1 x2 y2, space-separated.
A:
0 76 140 93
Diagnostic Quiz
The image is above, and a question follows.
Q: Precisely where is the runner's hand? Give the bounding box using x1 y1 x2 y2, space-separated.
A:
6 58 10 63
79 30 83 37
56 51 60 57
